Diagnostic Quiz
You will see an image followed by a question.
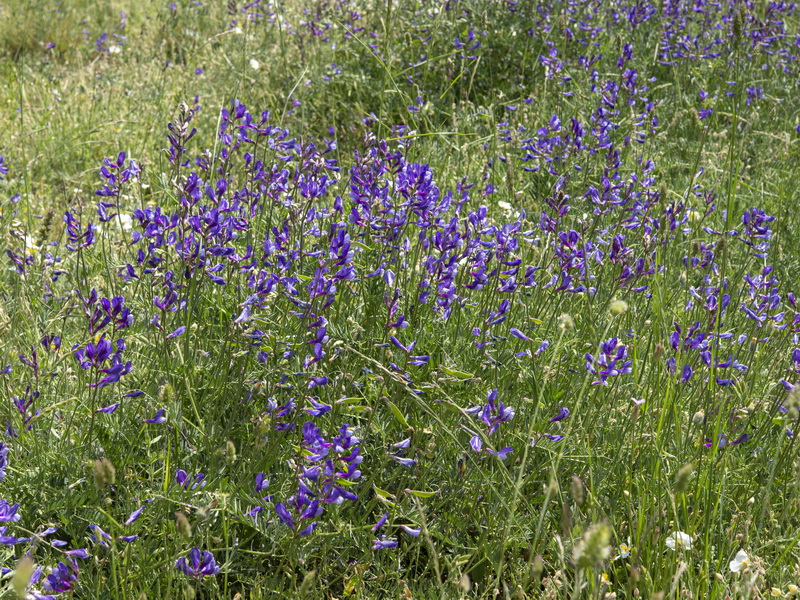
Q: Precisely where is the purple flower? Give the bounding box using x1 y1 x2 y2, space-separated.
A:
175 547 220 579
175 469 205 491
166 326 186 339
399 525 421 537
585 337 632 385
550 407 570 422
96 403 120 414
124 503 148 525
487 446 514 460
0 443 8 482
275 502 295 529
372 536 398 550
307 376 329 390
0 501 20 523
42 559 80 593
510 328 532 341
304 397 331 416
143 409 166 423
372 512 389 532
254 473 269 493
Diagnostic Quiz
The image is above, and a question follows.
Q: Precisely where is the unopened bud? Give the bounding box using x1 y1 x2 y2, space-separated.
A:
571 475 585 506
675 463 694 494
93 457 116 490
225 440 237 465
175 512 192 539
299 570 316 597
654 342 664 361
558 314 575 333
531 554 544 581
12 556 35 598
692 410 705 425
573 523 611 570
609 300 628 316
560 502 572 538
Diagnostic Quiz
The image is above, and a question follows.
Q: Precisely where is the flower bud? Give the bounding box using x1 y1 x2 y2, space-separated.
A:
675 463 694 495
299 570 316 597
12 556 35 599
573 523 611 570
571 475 585 506
175 512 192 539
609 300 628 316
93 457 116 490
558 314 574 333
225 440 237 465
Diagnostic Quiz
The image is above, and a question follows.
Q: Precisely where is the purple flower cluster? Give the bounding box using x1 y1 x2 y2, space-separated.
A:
585 337 632 385
274 422 362 535
465 389 515 460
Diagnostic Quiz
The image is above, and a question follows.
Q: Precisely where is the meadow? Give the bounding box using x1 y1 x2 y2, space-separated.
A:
0 0 799 598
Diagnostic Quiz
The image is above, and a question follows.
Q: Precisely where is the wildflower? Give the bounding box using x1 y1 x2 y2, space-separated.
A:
399 525 421 537
372 537 398 550
614 538 631 560
143 409 166 423
585 337 632 385
249 58 260 70
41 559 80 594
175 469 205 491
175 547 220 579
665 531 692 550
372 512 388 532
609 300 628 315
124 503 148 525
0 442 8 482
729 549 749 573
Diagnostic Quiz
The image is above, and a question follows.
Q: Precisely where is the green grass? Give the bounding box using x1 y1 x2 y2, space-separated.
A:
0 1 799 599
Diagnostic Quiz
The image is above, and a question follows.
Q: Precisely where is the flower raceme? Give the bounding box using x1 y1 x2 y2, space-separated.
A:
175 547 220 579
585 337 632 385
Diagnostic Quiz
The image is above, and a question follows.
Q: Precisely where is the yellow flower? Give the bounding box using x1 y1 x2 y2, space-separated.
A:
601 573 611 586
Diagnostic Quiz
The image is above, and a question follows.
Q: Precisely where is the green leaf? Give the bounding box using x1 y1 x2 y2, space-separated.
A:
386 400 410 429
440 365 474 380
405 489 437 498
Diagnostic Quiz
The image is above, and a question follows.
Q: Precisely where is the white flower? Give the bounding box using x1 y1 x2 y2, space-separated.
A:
108 44 122 55
249 58 260 70
613 538 631 560
118 214 133 231
24 235 39 257
729 549 749 573
665 531 692 551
